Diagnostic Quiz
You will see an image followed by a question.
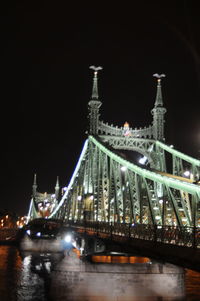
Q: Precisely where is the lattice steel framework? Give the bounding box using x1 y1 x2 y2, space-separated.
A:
28 68 200 228
49 136 200 227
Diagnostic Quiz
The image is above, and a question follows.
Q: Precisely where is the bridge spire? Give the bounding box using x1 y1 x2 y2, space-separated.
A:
32 173 37 198
55 176 60 200
153 73 165 107
90 66 102 99
151 74 167 141
88 66 103 135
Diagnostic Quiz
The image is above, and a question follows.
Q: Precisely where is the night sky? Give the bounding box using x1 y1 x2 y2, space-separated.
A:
1 1 200 216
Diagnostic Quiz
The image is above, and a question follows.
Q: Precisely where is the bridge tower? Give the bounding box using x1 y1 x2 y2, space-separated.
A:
87 69 168 171
28 174 61 220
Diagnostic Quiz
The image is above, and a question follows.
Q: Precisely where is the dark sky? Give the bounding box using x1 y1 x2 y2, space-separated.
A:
1 1 200 216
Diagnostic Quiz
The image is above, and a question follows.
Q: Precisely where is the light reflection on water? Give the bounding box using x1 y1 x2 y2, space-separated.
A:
0 246 199 300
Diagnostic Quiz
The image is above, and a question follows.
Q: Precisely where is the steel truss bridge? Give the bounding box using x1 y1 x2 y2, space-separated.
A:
27 68 200 250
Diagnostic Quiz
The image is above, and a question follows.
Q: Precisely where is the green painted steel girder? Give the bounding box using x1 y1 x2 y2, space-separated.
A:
90 136 200 197
156 141 200 167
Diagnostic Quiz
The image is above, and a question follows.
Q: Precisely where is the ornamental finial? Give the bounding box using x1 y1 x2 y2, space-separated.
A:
89 65 103 77
153 73 166 85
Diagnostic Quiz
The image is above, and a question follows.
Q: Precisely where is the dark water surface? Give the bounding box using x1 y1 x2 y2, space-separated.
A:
0 246 200 300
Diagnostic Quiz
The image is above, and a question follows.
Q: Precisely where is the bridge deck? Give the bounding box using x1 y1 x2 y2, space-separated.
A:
68 223 200 272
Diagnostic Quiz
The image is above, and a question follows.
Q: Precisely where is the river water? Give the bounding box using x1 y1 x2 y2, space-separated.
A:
0 246 199 300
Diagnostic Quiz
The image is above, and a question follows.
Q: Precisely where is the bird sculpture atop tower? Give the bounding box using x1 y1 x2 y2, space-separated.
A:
153 73 166 84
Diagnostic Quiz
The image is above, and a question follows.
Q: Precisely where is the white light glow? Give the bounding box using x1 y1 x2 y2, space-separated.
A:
184 170 190 177
139 156 147 165
64 235 71 243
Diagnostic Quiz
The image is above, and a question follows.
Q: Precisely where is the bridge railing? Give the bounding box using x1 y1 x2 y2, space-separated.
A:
67 220 200 249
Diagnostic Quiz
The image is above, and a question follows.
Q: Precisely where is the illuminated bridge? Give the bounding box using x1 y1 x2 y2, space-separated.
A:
27 67 200 269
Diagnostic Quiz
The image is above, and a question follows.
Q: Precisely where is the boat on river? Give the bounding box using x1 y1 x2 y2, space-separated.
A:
20 218 70 252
